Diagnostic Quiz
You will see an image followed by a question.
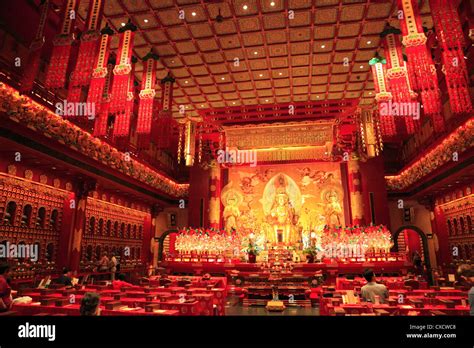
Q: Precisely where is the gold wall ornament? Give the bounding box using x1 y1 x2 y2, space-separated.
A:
24 170 33 180
53 178 61 188
39 174 48 184
7 165 17 176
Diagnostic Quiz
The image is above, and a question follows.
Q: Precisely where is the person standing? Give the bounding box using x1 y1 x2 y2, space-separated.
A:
98 252 109 272
109 254 117 280
0 263 12 313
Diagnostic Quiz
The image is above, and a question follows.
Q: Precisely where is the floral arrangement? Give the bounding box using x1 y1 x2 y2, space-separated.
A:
320 224 393 254
386 118 473 191
175 228 240 255
242 241 262 256
0 83 189 198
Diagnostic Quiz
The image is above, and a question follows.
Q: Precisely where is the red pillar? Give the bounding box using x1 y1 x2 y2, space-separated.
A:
433 203 451 266
57 191 76 269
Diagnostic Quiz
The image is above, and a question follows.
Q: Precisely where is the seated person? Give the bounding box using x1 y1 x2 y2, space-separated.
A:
112 273 135 290
0 263 12 313
456 264 474 316
80 292 101 316
360 269 388 304
55 268 73 287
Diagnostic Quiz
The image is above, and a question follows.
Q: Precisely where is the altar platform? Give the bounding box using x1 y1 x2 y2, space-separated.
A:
159 259 413 277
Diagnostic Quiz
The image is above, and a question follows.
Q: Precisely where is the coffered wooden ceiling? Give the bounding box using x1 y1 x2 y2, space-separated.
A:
73 0 435 121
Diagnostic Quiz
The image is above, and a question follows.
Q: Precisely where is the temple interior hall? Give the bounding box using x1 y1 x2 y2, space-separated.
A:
0 0 473 318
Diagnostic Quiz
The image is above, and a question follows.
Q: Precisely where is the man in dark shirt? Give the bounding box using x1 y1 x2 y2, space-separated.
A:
0 262 12 312
56 268 73 287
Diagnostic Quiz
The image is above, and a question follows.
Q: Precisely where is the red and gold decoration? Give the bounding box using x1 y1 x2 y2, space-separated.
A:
397 0 444 132
109 20 137 116
152 74 175 149
348 157 365 226
381 26 419 134
184 118 197 167
136 51 159 149
44 0 77 89
67 0 105 103
369 55 396 137
0 82 189 198
208 160 221 229
177 121 184 165
430 0 473 115
112 56 136 148
19 0 49 93
87 25 114 114
358 108 383 158
92 61 114 137
386 118 474 190
174 228 240 258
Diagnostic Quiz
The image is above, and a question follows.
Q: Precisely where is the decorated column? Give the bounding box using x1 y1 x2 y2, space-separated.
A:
184 118 196 167
347 155 365 225
93 59 114 137
67 0 105 103
69 181 96 272
44 0 77 89
208 160 221 229
358 108 382 158
19 0 49 93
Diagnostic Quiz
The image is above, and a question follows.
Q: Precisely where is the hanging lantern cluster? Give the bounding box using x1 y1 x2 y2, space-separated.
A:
152 74 175 149
109 20 137 115
112 56 137 149
369 56 396 137
397 0 444 132
44 0 77 89
87 24 114 115
136 50 159 150
67 0 104 104
381 26 419 135
19 0 49 93
93 61 114 138
430 0 472 115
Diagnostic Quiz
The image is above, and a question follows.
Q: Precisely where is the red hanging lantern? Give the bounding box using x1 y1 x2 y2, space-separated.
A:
369 56 396 138
430 0 472 115
136 51 159 150
44 0 77 89
93 61 114 137
381 26 419 134
152 74 175 149
109 20 137 115
87 24 114 115
112 56 136 149
397 0 444 132
19 0 49 93
67 0 105 103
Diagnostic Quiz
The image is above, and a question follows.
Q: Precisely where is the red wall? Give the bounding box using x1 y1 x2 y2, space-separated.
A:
359 156 390 226
188 164 209 228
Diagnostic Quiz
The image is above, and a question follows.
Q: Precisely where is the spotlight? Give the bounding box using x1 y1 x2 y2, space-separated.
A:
243 5 248 10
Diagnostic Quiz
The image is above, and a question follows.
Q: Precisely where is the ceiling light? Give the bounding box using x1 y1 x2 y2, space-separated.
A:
270 1 275 6
360 65 364 69
185 80 188 84
367 40 371 44
265 99 269 102
221 77 225 80
144 19 149 23
121 22 126 26
192 12 196 16
243 5 248 10
279 72 282 75
321 44 326 48
201 104 204 107
232 102 236 104
254 51 258 55
259 74 263 77
316 96 320 98
368 92 372 95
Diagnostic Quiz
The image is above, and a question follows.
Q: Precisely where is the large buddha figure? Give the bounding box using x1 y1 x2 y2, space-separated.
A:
264 174 300 244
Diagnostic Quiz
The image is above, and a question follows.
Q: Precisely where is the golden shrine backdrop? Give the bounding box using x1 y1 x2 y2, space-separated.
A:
222 163 346 246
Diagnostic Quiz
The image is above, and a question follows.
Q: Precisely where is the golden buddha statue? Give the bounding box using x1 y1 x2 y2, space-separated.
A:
264 174 300 244
221 183 243 234
322 189 343 227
